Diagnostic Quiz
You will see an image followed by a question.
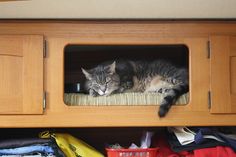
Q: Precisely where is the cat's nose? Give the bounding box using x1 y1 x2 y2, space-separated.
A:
101 86 106 92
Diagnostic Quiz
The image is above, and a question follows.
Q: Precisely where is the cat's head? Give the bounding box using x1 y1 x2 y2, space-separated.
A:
81 61 120 96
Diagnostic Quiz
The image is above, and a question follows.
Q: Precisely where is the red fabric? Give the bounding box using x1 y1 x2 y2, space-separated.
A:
154 133 181 157
154 134 236 157
194 146 236 157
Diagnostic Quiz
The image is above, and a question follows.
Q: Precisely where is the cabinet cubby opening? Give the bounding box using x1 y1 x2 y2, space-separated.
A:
64 45 189 106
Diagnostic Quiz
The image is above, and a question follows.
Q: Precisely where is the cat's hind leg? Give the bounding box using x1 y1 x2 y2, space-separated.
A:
158 89 176 117
158 83 188 117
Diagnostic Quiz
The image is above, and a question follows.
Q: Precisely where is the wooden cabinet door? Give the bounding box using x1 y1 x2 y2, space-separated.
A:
0 35 44 114
210 36 236 113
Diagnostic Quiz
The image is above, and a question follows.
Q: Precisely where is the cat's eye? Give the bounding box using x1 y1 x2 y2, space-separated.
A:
106 78 111 83
93 83 100 88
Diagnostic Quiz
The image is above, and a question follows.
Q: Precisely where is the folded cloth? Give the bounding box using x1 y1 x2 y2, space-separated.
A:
194 128 224 144
0 154 55 157
194 127 236 152
167 130 227 152
0 139 52 149
39 132 104 157
168 127 196 145
155 132 236 157
0 138 65 157
219 133 236 141
0 145 54 155
168 127 236 152
168 127 224 146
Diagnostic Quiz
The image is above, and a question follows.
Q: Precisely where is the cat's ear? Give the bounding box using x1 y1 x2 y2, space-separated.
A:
81 68 92 80
109 61 116 74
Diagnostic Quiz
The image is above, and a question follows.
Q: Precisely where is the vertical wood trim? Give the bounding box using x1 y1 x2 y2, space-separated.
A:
210 36 231 113
229 37 236 112
22 35 44 114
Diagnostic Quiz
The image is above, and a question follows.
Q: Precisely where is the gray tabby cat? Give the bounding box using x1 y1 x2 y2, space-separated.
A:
81 60 188 117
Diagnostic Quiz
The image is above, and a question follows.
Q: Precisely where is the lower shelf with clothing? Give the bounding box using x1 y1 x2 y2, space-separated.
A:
156 127 236 157
0 127 235 157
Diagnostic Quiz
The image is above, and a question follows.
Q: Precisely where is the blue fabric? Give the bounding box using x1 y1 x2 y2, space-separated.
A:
0 145 54 155
194 127 236 152
218 133 236 152
194 128 206 144
194 128 222 144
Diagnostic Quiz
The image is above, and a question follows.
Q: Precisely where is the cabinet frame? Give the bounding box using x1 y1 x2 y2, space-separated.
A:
0 21 235 127
46 36 209 125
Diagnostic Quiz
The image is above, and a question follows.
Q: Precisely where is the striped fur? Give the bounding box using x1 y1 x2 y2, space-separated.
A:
82 59 188 117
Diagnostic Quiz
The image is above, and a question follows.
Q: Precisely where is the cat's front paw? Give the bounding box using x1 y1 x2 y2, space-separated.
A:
157 88 170 94
122 81 133 89
126 81 133 89
89 89 98 97
117 87 125 93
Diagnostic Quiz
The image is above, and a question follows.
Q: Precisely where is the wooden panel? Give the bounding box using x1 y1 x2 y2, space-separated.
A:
231 57 236 94
230 37 236 56
22 35 44 114
0 56 23 113
210 36 236 113
47 36 209 124
0 36 23 56
0 35 44 114
230 37 236 112
210 36 231 113
230 37 236 95
186 38 209 111
1 21 236 38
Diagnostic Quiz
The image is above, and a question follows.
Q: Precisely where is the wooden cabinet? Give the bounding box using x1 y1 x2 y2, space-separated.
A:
210 35 236 113
0 35 44 114
0 21 236 127
49 36 209 120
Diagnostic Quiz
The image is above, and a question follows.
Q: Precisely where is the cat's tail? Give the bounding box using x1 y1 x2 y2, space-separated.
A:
158 82 188 117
